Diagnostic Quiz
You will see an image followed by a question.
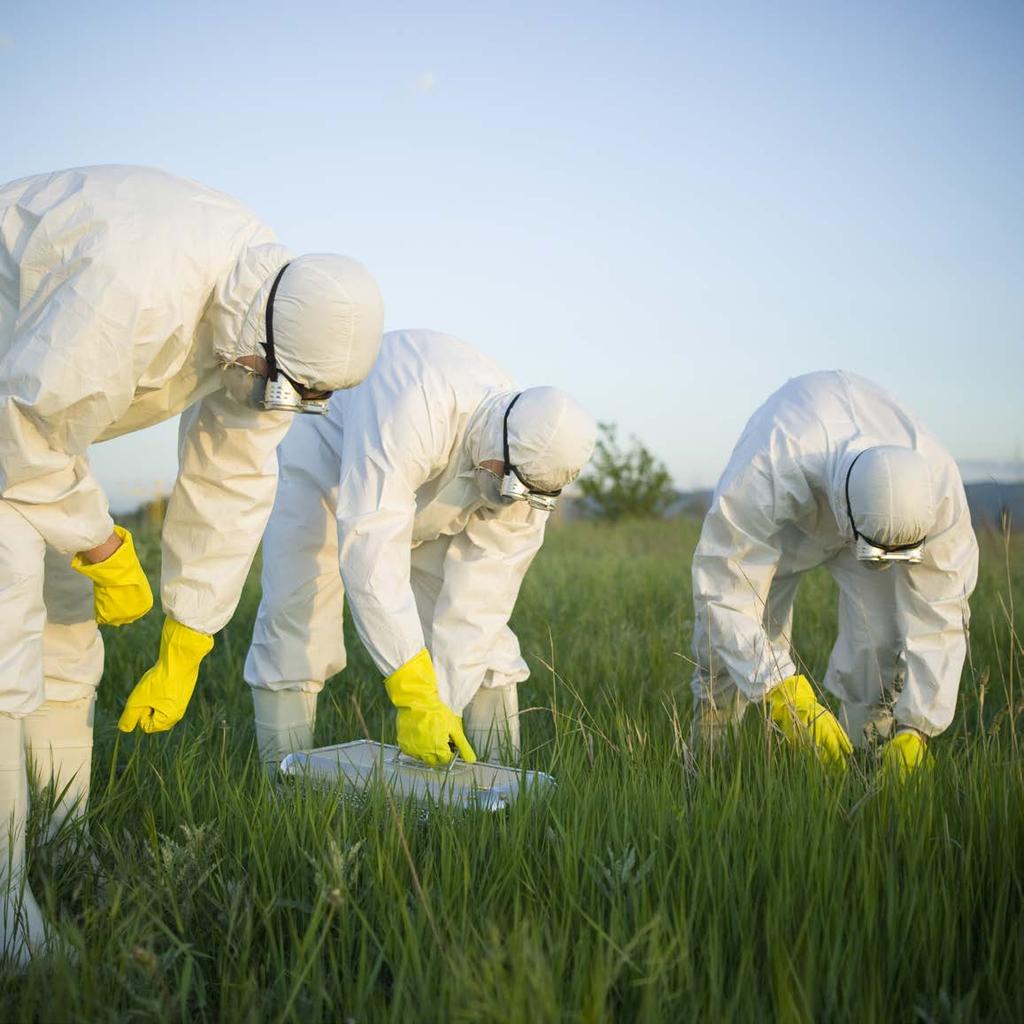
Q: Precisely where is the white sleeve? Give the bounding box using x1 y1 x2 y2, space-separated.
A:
0 260 132 552
160 387 292 634
894 478 979 735
691 452 809 701
336 390 438 676
429 503 547 713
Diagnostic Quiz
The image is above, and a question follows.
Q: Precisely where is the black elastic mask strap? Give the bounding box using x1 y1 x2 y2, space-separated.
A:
263 262 291 382
502 393 522 473
845 448 926 552
844 449 867 540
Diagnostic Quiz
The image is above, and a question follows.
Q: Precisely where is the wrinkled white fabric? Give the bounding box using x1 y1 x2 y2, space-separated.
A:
246 330 588 713
243 411 349 694
691 371 978 739
161 387 288 631
0 504 46 718
847 445 935 548
1 165 282 555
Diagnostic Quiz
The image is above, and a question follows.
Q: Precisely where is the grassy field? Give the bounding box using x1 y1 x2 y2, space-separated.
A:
3 516 1023 1022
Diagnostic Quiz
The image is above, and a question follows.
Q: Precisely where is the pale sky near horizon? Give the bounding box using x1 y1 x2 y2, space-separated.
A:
2 1 1022 509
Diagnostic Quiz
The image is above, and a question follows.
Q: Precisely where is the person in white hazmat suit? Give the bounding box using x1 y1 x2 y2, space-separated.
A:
244 329 596 771
691 371 978 779
0 164 384 964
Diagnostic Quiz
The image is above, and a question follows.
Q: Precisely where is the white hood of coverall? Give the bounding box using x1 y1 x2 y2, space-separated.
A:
845 445 936 549
231 254 384 391
466 386 597 492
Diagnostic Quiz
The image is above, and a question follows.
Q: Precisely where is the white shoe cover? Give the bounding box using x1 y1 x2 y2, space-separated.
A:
463 685 520 764
0 716 48 968
689 696 746 753
24 697 95 839
252 689 318 772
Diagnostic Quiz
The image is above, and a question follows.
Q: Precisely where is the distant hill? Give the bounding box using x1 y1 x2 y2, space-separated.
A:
563 482 1023 533
964 481 1024 533
664 490 714 519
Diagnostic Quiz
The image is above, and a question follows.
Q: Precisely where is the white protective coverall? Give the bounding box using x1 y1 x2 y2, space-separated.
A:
0 165 382 963
691 371 978 745
245 330 596 765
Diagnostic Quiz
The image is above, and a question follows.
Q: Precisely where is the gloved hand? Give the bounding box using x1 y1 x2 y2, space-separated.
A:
766 674 853 767
118 618 214 734
881 729 934 783
71 525 154 626
384 649 477 767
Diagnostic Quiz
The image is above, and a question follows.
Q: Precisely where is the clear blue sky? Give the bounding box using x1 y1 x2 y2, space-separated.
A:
2 1 1021 506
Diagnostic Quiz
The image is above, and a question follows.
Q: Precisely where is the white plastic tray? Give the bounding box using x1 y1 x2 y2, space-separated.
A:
280 739 555 811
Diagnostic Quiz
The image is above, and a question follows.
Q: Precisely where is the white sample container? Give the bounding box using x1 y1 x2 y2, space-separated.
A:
280 739 555 811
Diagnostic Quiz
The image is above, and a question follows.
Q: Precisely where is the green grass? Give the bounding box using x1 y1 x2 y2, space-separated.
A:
3 517 1023 1022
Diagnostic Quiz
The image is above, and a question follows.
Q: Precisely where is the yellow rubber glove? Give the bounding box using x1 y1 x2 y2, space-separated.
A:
384 649 477 767
766 674 853 767
71 525 154 626
881 729 934 783
118 618 214 734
